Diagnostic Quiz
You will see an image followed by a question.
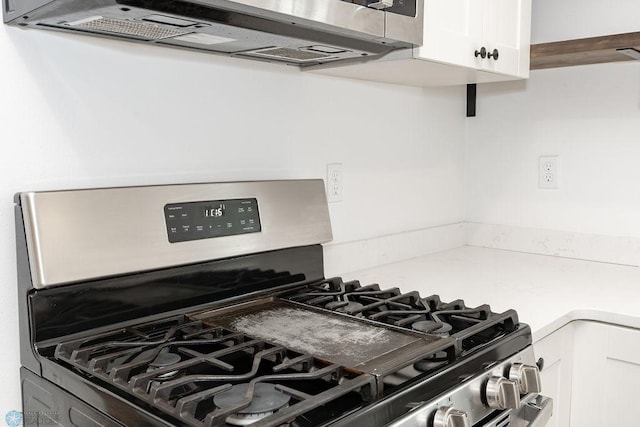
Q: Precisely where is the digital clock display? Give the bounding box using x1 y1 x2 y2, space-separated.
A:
164 198 260 243
203 204 224 218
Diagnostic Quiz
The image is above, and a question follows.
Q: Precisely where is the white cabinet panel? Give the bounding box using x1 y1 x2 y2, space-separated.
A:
534 323 574 427
569 322 640 427
420 0 529 78
538 361 560 427
569 322 607 427
479 0 525 75
419 0 479 68
603 326 640 426
607 324 640 365
603 359 640 425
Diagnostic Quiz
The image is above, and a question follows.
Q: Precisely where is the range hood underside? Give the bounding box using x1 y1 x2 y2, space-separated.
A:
4 0 411 66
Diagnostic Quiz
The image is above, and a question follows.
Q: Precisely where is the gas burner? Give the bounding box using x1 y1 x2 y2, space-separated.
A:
214 382 291 426
413 351 449 373
147 350 181 379
411 320 453 336
325 301 364 315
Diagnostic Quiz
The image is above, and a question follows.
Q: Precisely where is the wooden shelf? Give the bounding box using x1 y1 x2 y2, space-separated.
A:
530 32 640 70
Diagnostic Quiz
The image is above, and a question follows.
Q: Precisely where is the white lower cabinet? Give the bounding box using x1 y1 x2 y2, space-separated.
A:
534 321 640 427
570 322 640 427
603 325 640 425
533 323 574 427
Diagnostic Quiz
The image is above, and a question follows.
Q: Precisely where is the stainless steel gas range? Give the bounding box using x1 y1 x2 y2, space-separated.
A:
14 180 552 427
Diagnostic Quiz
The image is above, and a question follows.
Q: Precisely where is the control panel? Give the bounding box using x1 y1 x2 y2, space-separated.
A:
386 348 549 427
164 198 261 243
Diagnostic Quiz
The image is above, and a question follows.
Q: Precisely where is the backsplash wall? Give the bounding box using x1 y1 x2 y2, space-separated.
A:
531 0 640 43
465 62 640 244
0 27 466 413
465 0 640 264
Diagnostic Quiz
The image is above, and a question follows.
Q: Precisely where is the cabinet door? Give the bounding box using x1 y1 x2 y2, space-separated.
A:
479 0 530 76
570 322 640 427
418 0 482 68
534 324 574 427
419 0 530 77
601 325 640 426
570 322 607 426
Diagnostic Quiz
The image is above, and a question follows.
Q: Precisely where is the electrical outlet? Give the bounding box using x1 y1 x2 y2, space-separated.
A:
326 163 343 202
539 156 559 189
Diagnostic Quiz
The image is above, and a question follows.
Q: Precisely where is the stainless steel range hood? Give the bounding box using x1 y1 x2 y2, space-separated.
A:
3 0 423 67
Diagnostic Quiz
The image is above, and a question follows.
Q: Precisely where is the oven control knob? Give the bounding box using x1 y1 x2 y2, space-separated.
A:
433 406 470 427
485 376 520 410
509 363 542 394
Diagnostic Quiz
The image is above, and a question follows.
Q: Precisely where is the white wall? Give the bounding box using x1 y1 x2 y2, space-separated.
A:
467 0 640 251
531 0 640 43
0 26 466 414
465 61 640 237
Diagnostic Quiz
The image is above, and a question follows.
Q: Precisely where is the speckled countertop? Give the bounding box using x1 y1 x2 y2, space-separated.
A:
338 246 640 341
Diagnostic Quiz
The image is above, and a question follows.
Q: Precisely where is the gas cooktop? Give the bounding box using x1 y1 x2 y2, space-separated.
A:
15 180 550 427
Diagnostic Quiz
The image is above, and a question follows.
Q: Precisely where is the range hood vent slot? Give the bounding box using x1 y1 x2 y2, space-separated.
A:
67 16 191 40
244 47 334 62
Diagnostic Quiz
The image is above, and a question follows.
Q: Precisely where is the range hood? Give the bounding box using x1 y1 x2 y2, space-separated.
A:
3 0 423 67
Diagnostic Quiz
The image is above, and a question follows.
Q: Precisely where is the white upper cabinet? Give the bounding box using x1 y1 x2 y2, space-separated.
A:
418 0 530 78
310 0 531 87
479 0 529 77
419 0 480 69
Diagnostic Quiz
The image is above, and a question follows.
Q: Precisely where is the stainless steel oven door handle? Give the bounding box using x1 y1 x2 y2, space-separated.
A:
512 395 553 427
526 395 553 427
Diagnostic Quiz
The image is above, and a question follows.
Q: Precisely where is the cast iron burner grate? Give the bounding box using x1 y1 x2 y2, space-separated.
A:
283 278 519 355
53 317 376 427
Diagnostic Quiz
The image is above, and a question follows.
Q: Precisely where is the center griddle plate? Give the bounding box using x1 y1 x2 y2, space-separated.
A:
192 298 453 376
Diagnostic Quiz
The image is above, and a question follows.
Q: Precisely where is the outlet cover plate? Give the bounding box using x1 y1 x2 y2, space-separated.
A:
539 155 559 189
326 163 343 202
